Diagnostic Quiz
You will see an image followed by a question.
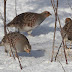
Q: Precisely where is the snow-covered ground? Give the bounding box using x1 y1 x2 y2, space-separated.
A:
0 0 72 72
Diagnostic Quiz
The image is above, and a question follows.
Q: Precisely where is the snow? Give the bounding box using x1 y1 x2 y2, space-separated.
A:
0 0 72 72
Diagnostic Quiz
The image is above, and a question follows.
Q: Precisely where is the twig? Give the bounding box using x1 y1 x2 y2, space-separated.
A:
51 0 56 62
58 59 66 72
4 0 15 59
11 41 23 69
62 40 68 64
55 20 72 63
55 42 62 61
3 0 22 69
5 34 22 69
51 0 58 62
9 39 15 59
4 0 7 35
51 0 68 64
